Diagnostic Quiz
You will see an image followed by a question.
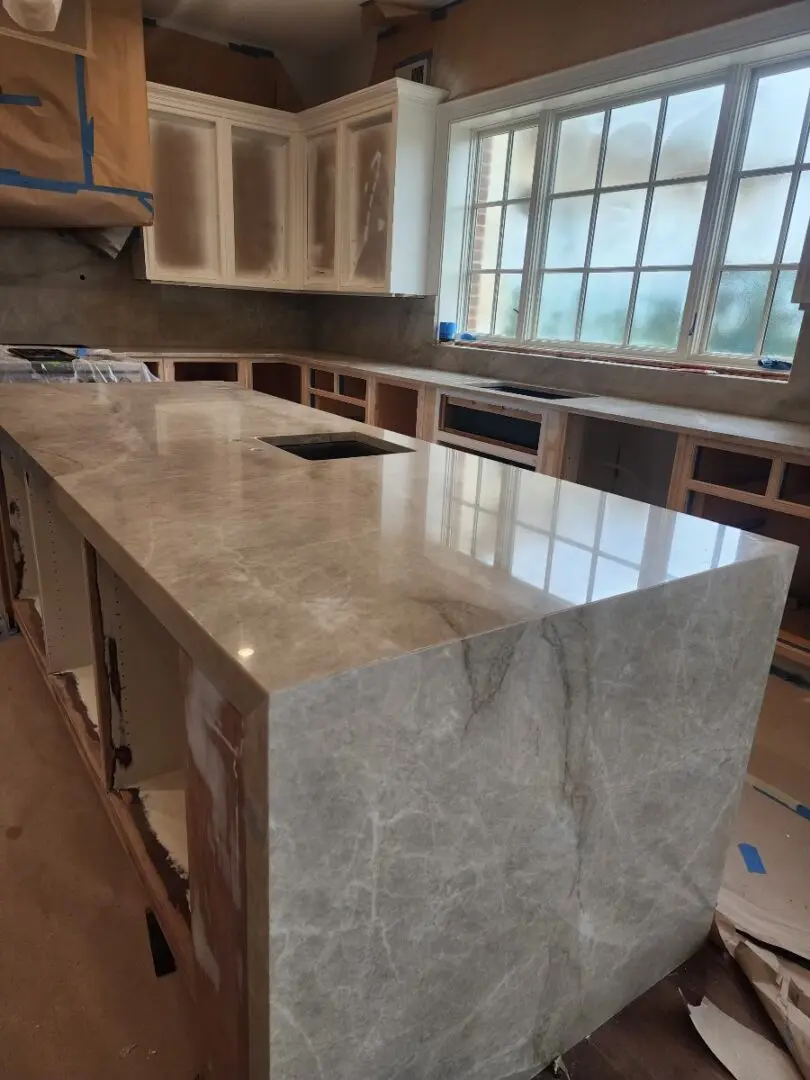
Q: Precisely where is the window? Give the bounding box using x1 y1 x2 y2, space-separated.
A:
447 25 810 369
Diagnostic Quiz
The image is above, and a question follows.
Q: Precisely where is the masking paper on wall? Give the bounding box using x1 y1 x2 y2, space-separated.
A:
348 113 393 286
232 127 287 279
3 0 62 32
149 112 220 275
307 133 337 277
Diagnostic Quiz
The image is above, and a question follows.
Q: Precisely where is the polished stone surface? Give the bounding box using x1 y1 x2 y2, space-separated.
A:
0 383 796 1078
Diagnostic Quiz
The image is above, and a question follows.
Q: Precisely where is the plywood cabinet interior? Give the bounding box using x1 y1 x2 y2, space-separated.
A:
142 79 445 295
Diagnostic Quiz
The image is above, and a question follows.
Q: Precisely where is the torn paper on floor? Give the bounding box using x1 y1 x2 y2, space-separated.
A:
688 998 802 1080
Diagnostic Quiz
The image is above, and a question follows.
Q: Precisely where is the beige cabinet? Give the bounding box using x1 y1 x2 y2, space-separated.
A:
304 130 339 287
139 85 298 290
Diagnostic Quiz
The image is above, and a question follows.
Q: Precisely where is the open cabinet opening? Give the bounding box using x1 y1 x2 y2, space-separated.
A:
252 362 303 403
174 361 238 382
576 417 679 508
90 550 190 927
375 381 419 438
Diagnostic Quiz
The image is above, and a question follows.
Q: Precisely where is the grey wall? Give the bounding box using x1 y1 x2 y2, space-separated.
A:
0 230 315 352
311 293 810 424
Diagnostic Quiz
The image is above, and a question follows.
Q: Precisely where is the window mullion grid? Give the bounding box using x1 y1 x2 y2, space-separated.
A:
574 111 611 340
491 131 515 333
520 113 557 343
690 66 754 357
460 136 485 333
622 97 668 347
755 91 810 355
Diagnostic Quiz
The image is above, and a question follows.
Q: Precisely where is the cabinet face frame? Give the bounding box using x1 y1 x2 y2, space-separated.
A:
302 123 343 291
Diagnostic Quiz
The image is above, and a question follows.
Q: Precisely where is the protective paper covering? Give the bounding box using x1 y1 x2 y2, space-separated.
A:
3 0 62 32
0 346 157 383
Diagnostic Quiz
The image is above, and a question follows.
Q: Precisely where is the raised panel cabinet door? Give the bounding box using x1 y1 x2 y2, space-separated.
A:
343 111 394 290
305 130 338 284
147 111 222 282
231 126 289 285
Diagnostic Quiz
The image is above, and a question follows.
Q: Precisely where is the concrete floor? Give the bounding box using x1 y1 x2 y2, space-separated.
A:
0 634 198 1079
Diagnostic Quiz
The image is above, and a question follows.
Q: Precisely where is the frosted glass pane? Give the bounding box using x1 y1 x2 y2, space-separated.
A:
784 171 810 262
508 127 539 199
494 274 522 337
150 114 220 274
502 202 529 269
537 273 582 340
545 195 592 267
657 85 723 181
590 189 646 267
763 270 801 358
472 206 503 270
468 274 495 334
554 112 604 192
478 132 509 202
630 271 689 349
307 133 337 277
348 116 393 285
232 128 286 278
743 67 810 171
643 182 706 266
725 174 790 265
580 272 633 344
601 98 660 188
708 270 770 354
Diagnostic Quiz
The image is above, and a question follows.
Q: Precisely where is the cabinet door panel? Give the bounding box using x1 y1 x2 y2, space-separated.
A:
148 112 221 280
306 131 338 282
232 127 288 282
345 112 394 289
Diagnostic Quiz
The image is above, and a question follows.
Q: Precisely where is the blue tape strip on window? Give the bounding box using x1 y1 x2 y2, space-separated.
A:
74 55 94 185
738 843 766 875
0 94 42 107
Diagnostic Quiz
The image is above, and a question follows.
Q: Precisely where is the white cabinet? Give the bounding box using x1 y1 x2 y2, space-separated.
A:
139 85 299 290
301 81 446 295
139 79 445 295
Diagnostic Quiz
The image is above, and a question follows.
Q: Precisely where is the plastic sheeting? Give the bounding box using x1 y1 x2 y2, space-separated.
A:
0 346 158 383
3 0 62 32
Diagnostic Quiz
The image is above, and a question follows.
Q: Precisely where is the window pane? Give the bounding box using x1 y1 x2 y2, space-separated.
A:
546 195 592 267
657 84 724 181
471 205 503 270
508 127 538 199
630 271 690 349
537 273 582 340
643 181 706 266
762 270 801 358
580 272 633 344
477 132 509 202
724 174 791 265
601 98 660 188
554 111 604 193
707 269 770 354
590 189 646 267
494 274 523 337
784 171 810 263
502 202 530 269
743 67 810 171
467 273 496 334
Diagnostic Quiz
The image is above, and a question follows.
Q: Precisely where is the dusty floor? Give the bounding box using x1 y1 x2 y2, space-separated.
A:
0 628 804 1079
0 634 198 1080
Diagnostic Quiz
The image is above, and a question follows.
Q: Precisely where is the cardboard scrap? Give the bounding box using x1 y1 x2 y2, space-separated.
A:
717 785 810 963
688 998 802 1080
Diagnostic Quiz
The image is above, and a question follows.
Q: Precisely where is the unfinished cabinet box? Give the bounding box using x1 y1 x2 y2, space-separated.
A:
302 80 446 295
139 85 298 290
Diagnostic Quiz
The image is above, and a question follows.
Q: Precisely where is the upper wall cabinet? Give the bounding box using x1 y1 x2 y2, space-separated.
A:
138 79 446 296
138 84 298 290
301 80 446 295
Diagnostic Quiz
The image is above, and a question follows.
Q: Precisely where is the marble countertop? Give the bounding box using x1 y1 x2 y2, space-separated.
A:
0 383 789 711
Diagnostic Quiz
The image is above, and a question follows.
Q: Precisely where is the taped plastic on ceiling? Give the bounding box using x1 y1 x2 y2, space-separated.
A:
3 0 63 32
0 346 158 383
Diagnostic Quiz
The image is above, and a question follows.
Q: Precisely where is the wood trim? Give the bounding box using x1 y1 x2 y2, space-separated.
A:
439 430 538 467
84 542 116 791
766 457 786 500
537 410 584 480
667 435 697 510
309 388 367 408
0 457 16 631
684 478 810 521
775 634 810 667
442 393 544 423
418 386 440 442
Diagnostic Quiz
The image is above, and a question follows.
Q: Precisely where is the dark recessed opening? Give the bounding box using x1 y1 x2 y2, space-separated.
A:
258 432 414 461
483 384 569 400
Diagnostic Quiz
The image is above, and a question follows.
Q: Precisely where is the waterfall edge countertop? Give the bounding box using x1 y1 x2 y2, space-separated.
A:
0 381 793 713
0 381 798 1080
0 380 794 717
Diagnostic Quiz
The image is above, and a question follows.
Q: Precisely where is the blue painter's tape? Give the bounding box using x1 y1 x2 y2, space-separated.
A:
798 804 810 822
74 55 94 185
0 168 153 208
739 843 766 874
0 94 42 107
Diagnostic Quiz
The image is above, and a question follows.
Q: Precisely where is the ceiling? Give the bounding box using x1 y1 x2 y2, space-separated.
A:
144 0 447 56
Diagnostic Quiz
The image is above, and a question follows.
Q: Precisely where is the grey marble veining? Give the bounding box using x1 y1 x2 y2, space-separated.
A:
265 554 792 1080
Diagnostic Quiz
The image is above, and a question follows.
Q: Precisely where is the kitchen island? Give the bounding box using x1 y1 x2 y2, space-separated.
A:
0 383 795 1080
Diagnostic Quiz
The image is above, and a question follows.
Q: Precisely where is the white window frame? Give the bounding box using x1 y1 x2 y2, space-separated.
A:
429 1 810 370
